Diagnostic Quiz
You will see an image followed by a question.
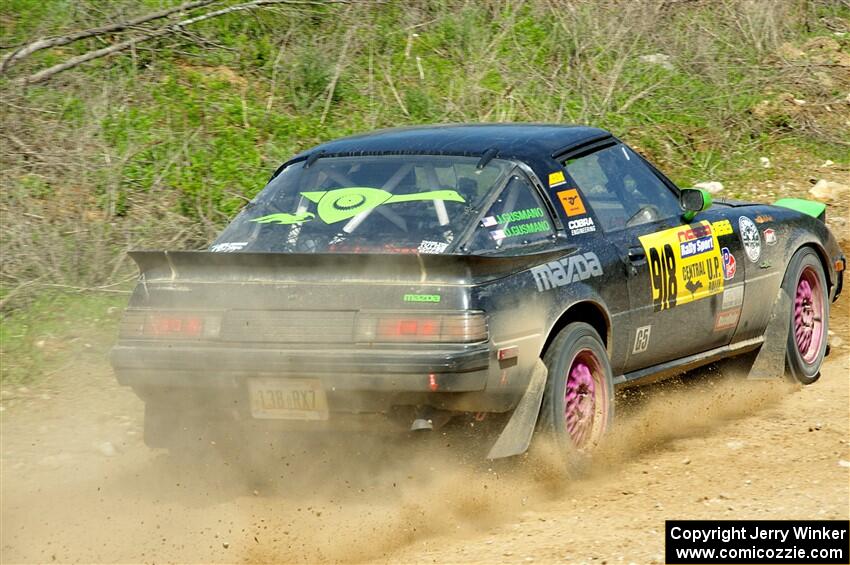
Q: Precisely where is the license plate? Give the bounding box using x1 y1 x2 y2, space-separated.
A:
248 378 329 420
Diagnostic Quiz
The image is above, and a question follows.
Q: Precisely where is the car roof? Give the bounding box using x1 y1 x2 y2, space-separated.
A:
285 124 612 165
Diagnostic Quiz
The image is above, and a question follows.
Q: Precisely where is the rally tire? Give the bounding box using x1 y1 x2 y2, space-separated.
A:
537 322 614 472
782 247 829 385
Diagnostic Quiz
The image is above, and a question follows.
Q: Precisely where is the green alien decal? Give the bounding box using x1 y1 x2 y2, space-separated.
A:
250 211 316 225
251 187 465 225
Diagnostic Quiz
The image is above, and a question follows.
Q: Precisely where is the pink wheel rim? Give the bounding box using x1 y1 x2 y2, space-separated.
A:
564 349 608 450
794 265 824 364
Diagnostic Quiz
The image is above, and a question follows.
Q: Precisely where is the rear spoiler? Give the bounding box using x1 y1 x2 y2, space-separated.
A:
774 198 827 222
129 248 575 285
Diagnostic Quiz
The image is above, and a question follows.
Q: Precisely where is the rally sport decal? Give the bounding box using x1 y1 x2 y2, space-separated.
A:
638 220 724 311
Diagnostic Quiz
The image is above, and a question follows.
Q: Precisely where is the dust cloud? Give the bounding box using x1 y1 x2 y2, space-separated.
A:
1 356 801 564
174 362 792 563
595 364 792 465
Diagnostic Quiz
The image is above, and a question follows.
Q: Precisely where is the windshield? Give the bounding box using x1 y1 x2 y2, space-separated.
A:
211 155 514 254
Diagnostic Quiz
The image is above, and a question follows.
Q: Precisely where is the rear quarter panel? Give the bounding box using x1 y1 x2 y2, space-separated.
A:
730 204 841 344
471 239 629 390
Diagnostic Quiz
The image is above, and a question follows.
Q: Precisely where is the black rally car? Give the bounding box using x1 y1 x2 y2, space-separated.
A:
111 124 844 460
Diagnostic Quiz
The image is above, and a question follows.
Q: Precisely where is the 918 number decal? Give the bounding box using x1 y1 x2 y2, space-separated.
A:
649 244 677 311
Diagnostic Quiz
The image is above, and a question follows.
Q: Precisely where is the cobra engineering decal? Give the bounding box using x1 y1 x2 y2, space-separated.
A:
638 220 724 311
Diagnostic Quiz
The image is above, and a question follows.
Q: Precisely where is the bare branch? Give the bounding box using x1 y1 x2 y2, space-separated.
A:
2 132 47 161
382 64 409 117
0 276 44 311
37 281 135 294
321 21 356 124
0 0 217 73
0 100 59 114
15 0 350 85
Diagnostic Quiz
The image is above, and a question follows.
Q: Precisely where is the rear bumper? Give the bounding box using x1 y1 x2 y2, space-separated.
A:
110 342 492 392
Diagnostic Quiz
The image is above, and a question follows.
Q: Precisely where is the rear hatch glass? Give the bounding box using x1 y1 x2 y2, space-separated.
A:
212 155 513 254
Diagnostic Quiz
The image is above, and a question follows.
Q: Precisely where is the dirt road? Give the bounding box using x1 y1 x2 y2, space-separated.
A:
2 343 849 563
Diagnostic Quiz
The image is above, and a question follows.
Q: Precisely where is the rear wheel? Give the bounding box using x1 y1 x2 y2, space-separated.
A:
782 247 829 385
537 322 614 472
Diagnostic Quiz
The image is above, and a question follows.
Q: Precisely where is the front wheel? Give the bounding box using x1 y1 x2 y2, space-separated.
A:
537 322 614 472
782 247 829 385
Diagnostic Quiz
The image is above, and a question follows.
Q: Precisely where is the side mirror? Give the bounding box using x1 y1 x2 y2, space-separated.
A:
681 188 712 221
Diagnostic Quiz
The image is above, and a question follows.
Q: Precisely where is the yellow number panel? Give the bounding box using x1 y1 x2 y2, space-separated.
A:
638 221 724 311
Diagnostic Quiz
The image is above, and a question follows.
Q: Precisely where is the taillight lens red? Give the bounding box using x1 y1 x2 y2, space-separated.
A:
146 314 203 337
357 312 487 343
376 317 439 339
119 310 220 339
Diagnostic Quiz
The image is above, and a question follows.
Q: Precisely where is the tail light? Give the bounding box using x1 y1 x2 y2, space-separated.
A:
119 310 221 339
355 312 487 343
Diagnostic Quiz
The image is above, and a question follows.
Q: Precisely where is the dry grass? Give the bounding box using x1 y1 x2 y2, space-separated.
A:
0 0 848 310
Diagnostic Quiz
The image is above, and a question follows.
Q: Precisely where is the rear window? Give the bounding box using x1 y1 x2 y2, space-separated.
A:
465 173 555 253
212 155 513 254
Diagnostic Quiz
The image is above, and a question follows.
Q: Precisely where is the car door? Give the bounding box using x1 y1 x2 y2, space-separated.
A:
562 143 728 371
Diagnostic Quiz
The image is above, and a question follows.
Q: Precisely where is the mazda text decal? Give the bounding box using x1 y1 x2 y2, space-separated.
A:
531 252 603 292
403 294 441 303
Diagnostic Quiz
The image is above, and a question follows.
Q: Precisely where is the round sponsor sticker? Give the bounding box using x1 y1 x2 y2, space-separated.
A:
721 247 737 280
738 216 761 263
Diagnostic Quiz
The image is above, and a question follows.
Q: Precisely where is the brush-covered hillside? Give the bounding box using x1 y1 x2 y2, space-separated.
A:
1 0 848 381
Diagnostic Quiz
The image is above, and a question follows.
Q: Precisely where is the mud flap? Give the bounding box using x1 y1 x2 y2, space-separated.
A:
748 287 791 380
486 359 548 459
